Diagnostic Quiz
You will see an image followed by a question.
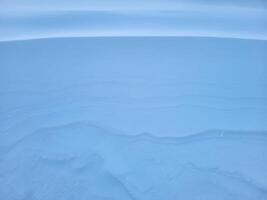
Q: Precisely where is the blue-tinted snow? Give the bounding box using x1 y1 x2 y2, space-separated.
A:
1 37 266 137
0 1 267 200
1 7 267 41
1 123 267 199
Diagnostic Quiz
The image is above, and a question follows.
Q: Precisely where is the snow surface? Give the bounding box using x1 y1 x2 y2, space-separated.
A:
1 7 267 41
1 123 267 199
0 1 267 199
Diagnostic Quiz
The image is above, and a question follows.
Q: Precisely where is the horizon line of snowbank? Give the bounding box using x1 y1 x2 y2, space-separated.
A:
1 34 267 43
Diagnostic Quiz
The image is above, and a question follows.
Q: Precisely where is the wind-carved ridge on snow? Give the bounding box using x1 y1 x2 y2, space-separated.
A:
1 122 267 199
3 121 267 152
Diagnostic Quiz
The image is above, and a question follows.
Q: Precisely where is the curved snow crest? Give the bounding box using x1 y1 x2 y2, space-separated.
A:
10 122 267 151
1 122 267 199
0 8 267 41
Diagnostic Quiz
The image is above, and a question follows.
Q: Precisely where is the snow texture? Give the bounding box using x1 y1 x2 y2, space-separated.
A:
0 1 267 199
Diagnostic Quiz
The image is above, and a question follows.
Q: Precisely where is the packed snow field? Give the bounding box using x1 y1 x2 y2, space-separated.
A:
1 36 266 200
0 0 267 200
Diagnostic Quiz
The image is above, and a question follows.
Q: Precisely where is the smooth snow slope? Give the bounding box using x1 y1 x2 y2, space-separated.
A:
0 0 267 199
0 36 266 200
0 37 266 139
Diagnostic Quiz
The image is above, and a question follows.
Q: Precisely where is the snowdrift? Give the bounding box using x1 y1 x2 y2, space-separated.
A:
0 0 266 199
